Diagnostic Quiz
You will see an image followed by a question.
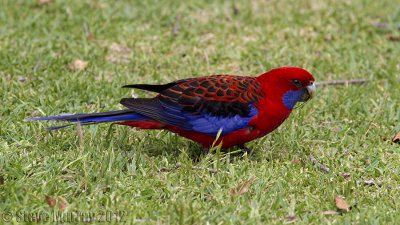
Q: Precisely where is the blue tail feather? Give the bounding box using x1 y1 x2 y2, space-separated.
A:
24 113 84 121
25 110 150 130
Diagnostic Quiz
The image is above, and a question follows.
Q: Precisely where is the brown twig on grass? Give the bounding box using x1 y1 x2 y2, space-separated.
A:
83 22 90 37
33 59 41 73
373 22 400 30
157 163 230 174
83 22 94 41
142 153 157 169
191 166 231 174
373 22 389 28
357 180 382 187
363 93 389 140
173 14 181 36
339 172 351 178
76 122 84 148
315 79 369 86
308 155 330 173
319 121 344 125
158 162 181 172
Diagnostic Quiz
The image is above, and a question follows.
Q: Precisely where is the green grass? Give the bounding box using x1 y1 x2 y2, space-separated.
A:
1 0 400 224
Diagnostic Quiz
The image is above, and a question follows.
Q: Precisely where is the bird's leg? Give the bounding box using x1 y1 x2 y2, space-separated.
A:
239 144 256 155
202 148 214 156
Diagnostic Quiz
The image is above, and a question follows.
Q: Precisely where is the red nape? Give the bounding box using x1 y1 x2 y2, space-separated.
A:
117 121 165 129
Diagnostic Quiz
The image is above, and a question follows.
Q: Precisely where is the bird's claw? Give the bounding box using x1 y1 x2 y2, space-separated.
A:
239 145 257 156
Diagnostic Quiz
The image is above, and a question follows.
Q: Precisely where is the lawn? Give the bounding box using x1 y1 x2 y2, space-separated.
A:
1 0 400 224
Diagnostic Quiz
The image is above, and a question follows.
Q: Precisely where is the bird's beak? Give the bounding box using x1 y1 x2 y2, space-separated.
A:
299 82 316 102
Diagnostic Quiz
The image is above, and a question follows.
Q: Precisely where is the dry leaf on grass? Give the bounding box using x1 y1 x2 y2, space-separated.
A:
230 175 256 196
45 195 69 211
106 42 132 63
334 195 351 211
350 166 364 171
45 195 56 208
109 42 131 53
393 131 400 144
87 33 95 42
68 59 89 71
232 5 239 15
0 175 4 185
389 36 400 42
38 0 52 5
58 197 69 211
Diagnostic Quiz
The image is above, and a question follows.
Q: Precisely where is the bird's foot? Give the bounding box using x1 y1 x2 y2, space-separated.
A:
239 145 256 156
202 148 214 156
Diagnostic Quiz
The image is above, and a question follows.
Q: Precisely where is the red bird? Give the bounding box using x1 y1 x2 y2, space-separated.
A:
27 67 316 154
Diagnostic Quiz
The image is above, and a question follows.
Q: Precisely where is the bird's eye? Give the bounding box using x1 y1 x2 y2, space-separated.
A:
291 79 302 88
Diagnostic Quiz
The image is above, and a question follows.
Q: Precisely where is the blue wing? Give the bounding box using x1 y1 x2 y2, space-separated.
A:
181 105 258 135
120 75 262 136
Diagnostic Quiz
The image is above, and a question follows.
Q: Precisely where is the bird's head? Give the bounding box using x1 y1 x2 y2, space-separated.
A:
257 67 316 110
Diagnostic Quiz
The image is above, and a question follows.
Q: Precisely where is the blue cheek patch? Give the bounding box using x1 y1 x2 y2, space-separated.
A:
282 89 304 109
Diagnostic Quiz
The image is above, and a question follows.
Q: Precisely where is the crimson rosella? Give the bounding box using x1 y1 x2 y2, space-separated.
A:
27 67 316 154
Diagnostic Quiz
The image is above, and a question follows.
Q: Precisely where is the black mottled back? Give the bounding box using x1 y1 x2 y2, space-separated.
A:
121 75 263 120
